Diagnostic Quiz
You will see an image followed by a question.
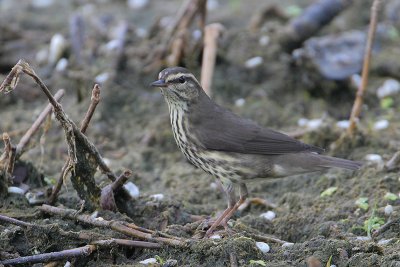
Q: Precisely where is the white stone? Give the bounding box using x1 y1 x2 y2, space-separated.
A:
64 261 71 267
210 234 221 239
364 154 383 164
306 118 323 130
105 39 122 51
378 238 393 245
127 0 148 9
384 205 393 215
255 241 270 253
36 48 48 64
235 98 246 107
8 186 25 194
259 35 270 46
139 258 157 265
245 57 263 69
150 193 164 201
136 28 147 38
207 0 219 10
373 120 389 131
123 182 140 199
31 0 54 8
192 29 202 41
336 120 350 129
355 236 371 241
48 34 67 65
259 211 276 221
297 118 308 127
55 58 68 72
282 242 294 248
95 72 110 84
377 79 400 98
351 74 362 89
209 182 218 190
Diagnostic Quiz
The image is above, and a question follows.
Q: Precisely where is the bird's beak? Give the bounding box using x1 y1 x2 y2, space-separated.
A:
150 79 167 87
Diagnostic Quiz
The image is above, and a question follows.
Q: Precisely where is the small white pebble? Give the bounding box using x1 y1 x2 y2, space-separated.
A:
259 35 270 46
127 0 148 9
306 118 323 130
384 204 393 215
123 182 140 199
245 57 263 69
150 193 164 201
48 34 67 65
136 28 147 38
209 182 218 190
96 217 104 221
297 118 308 127
64 261 71 267
355 236 371 241
192 29 202 41
364 154 383 164
330 265 337 267
139 258 157 265
255 241 270 253
55 58 68 72
377 79 400 98
8 186 25 194
159 16 173 28
90 211 99 218
95 72 110 84
378 238 393 245
259 211 276 221
336 120 350 129
282 242 294 248
235 98 245 107
36 48 48 64
31 0 54 8
105 39 122 52
210 234 221 239
373 120 389 131
351 74 362 89
207 0 219 10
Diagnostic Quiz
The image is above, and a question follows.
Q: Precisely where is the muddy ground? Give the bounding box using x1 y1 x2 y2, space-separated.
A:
1 0 400 266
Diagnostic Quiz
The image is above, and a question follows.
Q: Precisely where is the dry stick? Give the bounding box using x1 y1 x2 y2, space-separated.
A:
111 169 132 191
6 145 16 176
372 217 400 238
347 0 382 135
16 89 65 158
0 214 34 227
39 204 189 247
0 245 96 266
91 238 161 249
200 23 225 97
385 151 400 171
48 84 102 204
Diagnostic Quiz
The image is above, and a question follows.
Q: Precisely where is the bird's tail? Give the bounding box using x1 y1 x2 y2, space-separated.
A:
318 155 362 170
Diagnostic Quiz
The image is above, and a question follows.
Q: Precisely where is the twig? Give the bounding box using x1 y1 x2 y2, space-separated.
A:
7 144 16 176
385 151 400 171
0 245 96 266
111 169 132 191
16 89 65 158
347 0 382 135
0 214 34 227
247 233 287 245
201 23 225 96
39 204 189 247
372 218 400 238
91 238 161 249
100 169 132 211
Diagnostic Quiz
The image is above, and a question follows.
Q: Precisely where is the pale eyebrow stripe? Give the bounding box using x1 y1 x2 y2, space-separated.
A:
165 73 196 82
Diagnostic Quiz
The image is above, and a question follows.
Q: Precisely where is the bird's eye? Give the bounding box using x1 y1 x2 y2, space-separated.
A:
178 77 185 83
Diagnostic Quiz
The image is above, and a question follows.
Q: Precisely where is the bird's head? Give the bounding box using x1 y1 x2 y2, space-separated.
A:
150 67 202 104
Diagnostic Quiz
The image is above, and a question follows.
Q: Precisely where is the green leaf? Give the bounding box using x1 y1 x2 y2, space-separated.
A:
320 187 338 197
384 192 398 201
355 197 369 211
155 255 165 264
380 97 394 109
285 5 302 17
249 260 267 266
364 214 384 238
326 255 333 267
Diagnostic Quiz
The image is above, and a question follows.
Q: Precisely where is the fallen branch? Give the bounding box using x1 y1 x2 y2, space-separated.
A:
0 214 34 227
0 245 96 266
201 23 225 96
100 169 132 211
39 204 189 247
16 89 65 158
347 0 382 135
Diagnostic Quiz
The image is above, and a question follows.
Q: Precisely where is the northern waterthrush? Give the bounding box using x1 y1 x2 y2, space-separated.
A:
151 67 361 236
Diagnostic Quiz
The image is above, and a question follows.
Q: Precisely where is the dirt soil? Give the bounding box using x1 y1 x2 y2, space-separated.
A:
1 0 400 266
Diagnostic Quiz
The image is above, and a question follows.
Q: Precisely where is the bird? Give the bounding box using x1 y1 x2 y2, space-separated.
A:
150 66 362 236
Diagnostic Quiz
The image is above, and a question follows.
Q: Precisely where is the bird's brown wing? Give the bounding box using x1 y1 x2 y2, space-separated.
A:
189 100 323 155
